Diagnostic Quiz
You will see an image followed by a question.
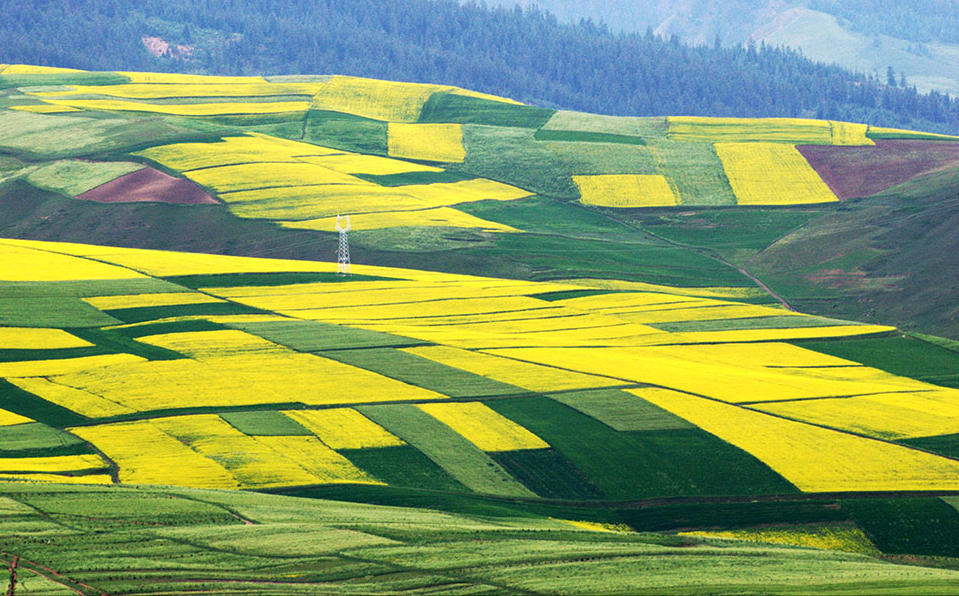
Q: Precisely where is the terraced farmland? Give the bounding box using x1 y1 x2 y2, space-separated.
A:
3 65 959 593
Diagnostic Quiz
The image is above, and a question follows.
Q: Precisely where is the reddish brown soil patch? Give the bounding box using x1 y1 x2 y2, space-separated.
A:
77 167 218 205
798 139 959 199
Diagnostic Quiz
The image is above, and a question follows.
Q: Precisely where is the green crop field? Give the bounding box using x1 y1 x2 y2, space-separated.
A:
2 66 959 593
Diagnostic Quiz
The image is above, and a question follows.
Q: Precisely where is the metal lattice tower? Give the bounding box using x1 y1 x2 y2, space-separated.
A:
335 214 351 275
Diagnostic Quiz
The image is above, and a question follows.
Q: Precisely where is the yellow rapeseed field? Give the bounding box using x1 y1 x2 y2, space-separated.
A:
417 402 549 452
281 207 520 232
387 123 467 163
634 325 894 345
283 409 405 450
682 525 879 555
136 134 343 171
2 65 83 74
40 99 311 116
6 378 134 418
302 153 442 175
32 82 323 99
0 354 145 379
830 121 875 146
138 329 293 359
0 410 31 426
71 421 239 489
715 143 838 205
562 279 768 300
254 436 381 484
0 454 106 474
667 116 834 144
186 162 367 193
0 241 146 281
83 292 222 311
311 75 449 122
0 327 92 350
399 179 533 206
636 388 959 492
0 473 113 485
118 72 264 84
611 303 801 325
10 104 82 113
404 345 622 392
573 174 680 207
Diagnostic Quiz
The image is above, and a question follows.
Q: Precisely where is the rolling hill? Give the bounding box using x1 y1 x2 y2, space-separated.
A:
3 65 959 593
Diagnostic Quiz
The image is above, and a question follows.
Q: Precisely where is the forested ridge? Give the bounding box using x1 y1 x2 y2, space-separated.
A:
2 0 958 132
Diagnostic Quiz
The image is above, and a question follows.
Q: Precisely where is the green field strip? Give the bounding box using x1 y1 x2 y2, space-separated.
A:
419 93 554 128
0 72 131 90
232 320 426 351
530 289 622 302
488 448 605 500
0 422 92 458
534 129 648 145
617 499 848 533
220 410 313 436
792 335 959 387
163 271 398 288
67 402 308 427
0 295 121 328
0 379 88 427
0 346 107 363
910 333 959 355
101 301 269 324
357 404 537 498
842 498 959 558
321 348 528 398
111 318 230 338
302 109 389 154
651 314 854 333
647 141 737 206
68 327 186 360
338 445 468 492
353 170 475 186
898 434 959 460
550 389 695 432
488 396 798 500
19 490 240 526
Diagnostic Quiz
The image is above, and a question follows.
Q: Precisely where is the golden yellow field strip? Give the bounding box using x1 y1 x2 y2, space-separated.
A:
635 325 895 345
0 328 92 350
138 329 292 359
0 454 106 474
830 121 874 146
0 473 113 485
281 207 520 232
667 116 834 144
485 345 930 404
0 410 31 426
556 291 703 312
402 179 534 205
40 99 311 116
311 75 450 122
50 352 443 412
83 292 223 311
6 378 134 418
452 88 523 105
417 402 549 452
186 162 367 193
563 279 769 300
716 143 838 205
118 72 264 84
611 304 801 325
681 525 880 555
136 134 343 171
2 65 83 74
70 421 239 489
32 82 324 99
636 388 959 492
388 123 466 163
224 187 434 221
283 409 405 450
0 354 145 379
301 153 442 175
279 296 553 322
405 345 623 392
868 126 959 141
643 342 859 368
253 436 381 484
753 391 959 440
573 174 679 207
0 242 146 281
152 415 330 489
10 104 82 113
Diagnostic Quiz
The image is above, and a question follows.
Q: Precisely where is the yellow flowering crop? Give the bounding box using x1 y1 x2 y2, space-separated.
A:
612 303 801 324
2 65 83 74
281 207 520 232
0 354 145 379
137 329 292 359
10 104 82 113
304 153 442 175
39 99 311 116
254 436 382 484
667 116 834 144
867 126 959 141
6 378 134 418
550 279 768 300
0 241 146 281
311 75 450 122
151 415 329 489
682 524 879 555
70 421 239 489
118 71 264 84
716 143 837 205
388 123 466 163
0 454 106 474
186 162 366 193
830 121 874 146
32 82 323 99
404 345 622 392
573 175 680 207
0 473 113 485
284 296 551 323
0 328 92 350
417 402 549 452
83 292 222 311
283 409 406 450
636 388 959 492
136 134 342 172
635 325 895 345
0 410 31 426
400 179 533 205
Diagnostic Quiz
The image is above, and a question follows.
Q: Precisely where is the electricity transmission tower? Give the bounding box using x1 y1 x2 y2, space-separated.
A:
335 215 351 275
